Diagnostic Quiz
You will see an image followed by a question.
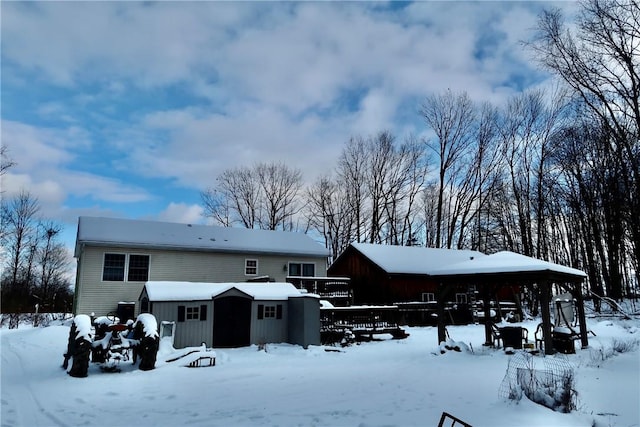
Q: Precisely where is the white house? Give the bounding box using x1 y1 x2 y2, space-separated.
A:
73 216 330 318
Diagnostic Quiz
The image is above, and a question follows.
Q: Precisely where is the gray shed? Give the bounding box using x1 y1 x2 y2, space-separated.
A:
139 281 320 349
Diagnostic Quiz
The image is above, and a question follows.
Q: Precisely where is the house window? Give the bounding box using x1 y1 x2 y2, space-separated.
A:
245 259 258 275
288 262 315 277
128 255 150 281
264 305 276 318
422 292 435 302
103 254 126 281
456 293 468 304
102 253 150 282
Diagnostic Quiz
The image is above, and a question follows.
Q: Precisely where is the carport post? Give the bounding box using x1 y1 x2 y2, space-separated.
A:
436 282 451 344
481 285 493 346
573 284 589 349
539 281 555 355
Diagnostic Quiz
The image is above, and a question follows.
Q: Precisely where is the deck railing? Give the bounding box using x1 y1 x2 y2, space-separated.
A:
286 276 352 306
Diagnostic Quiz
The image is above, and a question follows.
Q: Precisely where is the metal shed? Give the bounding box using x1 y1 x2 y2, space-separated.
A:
139 281 320 348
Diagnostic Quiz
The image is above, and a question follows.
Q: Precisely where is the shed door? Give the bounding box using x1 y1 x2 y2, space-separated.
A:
213 296 251 347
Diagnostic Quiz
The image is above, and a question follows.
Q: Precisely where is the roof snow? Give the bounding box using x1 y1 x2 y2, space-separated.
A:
351 242 485 275
75 216 329 258
143 281 314 302
429 251 587 278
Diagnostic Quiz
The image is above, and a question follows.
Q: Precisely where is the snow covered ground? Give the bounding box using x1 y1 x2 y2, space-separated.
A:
2 316 639 427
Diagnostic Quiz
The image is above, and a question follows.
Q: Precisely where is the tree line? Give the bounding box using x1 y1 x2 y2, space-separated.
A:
1 147 73 320
202 0 639 302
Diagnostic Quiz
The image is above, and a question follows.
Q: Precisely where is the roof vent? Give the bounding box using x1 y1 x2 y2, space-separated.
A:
187 224 192 227
470 256 474 260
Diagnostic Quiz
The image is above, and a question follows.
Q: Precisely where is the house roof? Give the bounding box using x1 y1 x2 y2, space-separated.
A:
75 216 329 258
429 251 587 280
142 281 314 301
347 242 486 275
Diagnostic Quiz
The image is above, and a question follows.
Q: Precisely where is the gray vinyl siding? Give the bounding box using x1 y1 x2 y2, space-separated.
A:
288 297 321 347
150 300 214 349
250 301 288 344
75 244 327 317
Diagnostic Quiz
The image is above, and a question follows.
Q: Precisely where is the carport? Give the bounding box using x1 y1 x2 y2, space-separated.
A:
429 251 589 355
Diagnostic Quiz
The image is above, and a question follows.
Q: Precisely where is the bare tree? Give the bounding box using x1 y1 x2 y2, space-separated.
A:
336 136 368 243
421 90 476 248
1 145 15 178
255 162 303 231
202 162 303 231
532 0 640 285
202 166 260 228
305 175 356 261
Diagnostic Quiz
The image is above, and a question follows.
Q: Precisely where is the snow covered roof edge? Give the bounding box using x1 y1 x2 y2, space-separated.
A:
429 251 587 278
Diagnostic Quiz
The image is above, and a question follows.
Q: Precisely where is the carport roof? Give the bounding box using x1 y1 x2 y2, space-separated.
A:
429 251 587 282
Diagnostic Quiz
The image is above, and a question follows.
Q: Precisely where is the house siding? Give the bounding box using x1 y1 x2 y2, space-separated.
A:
75 244 326 317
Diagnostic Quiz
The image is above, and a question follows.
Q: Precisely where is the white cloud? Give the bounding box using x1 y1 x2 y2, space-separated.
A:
155 202 205 225
1 0 574 239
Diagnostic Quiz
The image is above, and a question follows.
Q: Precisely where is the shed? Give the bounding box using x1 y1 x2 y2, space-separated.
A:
430 251 589 354
140 281 320 349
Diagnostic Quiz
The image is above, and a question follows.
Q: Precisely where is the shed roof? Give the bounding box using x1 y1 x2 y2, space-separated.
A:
142 281 313 302
75 216 329 258
349 242 486 275
429 251 587 280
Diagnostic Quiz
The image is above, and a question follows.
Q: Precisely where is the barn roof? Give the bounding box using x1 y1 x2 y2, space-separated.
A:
142 281 314 302
348 242 485 275
75 216 329 258
429 250 587 281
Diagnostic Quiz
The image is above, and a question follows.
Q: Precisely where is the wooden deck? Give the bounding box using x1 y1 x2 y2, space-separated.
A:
320 305 409 342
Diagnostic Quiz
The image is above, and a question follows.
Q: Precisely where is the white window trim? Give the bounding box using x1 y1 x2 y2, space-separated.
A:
101 252 150 283
287 262 316 277
245 258 258 276
422 292 435 302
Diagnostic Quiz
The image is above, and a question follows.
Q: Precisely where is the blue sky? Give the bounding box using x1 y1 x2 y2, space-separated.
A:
1 1 574 255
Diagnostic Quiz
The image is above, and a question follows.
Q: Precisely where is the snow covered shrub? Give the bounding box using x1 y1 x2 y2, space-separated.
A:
499 352 577 413
611 337 640 353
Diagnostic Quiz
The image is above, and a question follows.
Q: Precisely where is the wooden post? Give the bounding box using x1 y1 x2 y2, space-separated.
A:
539 281 555 355
482 286 493 346
573 282 590 349
436 282 450 344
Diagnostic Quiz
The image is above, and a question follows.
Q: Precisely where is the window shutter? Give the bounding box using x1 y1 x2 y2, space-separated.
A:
200 305 207 321
257 304 264 319
276 304 283 320
178 305 185 322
